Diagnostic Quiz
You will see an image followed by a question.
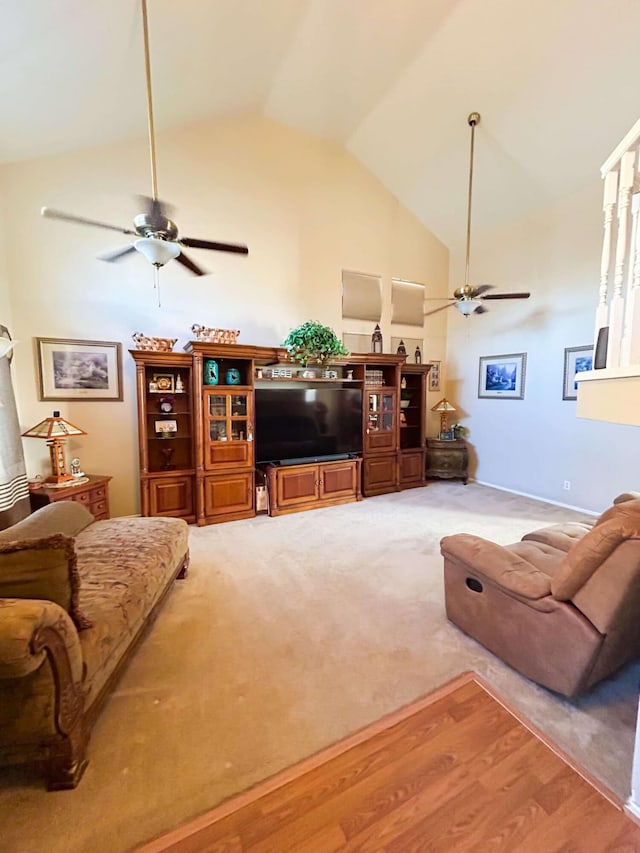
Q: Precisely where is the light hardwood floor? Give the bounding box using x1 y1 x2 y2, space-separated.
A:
140 673 640 852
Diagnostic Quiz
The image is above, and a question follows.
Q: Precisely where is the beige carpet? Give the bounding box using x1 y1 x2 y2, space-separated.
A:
1 483 638 852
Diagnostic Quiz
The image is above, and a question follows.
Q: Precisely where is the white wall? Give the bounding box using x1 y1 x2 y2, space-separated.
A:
0 114 449 516
445 181 640 514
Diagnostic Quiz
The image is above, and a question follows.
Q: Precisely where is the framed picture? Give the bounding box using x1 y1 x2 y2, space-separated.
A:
36 337 123 402
429 360 441 391
563 345 593 400
152 373 175 393
478 353 527 399
439 430 453 440
155 419 178 433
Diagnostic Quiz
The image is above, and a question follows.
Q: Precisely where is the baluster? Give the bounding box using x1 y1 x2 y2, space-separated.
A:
607 150 636 367
621 185 640 365
595 169 618 357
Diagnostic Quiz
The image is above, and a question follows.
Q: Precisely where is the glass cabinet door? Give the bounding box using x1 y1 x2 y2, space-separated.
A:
365 389 397 452
367 391 395 433
204 389 254 469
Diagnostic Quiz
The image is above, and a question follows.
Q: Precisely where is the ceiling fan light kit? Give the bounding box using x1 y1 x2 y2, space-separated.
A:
134 237 180 267
424 112 530 318
39 0 248 287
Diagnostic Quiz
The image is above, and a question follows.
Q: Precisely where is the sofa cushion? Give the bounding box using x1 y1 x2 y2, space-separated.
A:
552 511 640 600
0 502 94 543
522 521 593 553
0 534 92 630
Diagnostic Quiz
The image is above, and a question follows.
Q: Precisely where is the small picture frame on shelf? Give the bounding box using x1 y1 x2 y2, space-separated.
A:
439 430 454 440
152 373 175 393
155 419 177 434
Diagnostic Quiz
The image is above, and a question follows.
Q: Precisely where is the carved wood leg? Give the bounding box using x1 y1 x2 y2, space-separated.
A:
46 718 89 790
177 551 190 579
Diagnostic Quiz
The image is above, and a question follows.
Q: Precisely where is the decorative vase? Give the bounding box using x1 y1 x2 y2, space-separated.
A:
226 367 241 385
203 359 219 385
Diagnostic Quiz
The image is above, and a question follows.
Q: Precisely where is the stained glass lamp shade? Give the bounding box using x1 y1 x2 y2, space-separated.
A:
431 398 457 433
22 411 87 484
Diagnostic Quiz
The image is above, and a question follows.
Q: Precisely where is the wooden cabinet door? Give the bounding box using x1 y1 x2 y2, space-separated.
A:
275 466 319 509
319 460 359 500
203 472 254 518
203 389 254 471
365 389 397 452
149 475 194 518
399 450 425 486
363 454 398 495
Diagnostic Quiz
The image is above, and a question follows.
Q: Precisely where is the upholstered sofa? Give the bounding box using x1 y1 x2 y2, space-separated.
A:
441 492 640 697
0 501 189 789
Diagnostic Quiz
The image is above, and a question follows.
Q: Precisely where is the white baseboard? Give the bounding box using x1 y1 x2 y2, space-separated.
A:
474 480 598 516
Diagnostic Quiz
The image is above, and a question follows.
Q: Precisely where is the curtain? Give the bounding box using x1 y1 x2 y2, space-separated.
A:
0 325 30 529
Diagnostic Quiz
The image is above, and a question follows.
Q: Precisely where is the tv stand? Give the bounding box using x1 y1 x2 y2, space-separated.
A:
264 458 362 517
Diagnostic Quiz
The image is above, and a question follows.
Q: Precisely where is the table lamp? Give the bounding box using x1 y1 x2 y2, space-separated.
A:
22 411 87 484
431 398 457 434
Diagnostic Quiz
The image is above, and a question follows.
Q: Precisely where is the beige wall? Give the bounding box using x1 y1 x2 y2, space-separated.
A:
1 115 448 516
445 181 640 513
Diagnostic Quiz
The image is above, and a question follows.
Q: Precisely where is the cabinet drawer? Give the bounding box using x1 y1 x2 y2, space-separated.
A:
90 499 108 517
71 491 91 506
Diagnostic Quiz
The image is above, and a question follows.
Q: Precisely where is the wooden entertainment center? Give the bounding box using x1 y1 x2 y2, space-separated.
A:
130 343 431 524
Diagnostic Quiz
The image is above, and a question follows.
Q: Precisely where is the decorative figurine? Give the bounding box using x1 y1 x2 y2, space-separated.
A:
70 458 84 477
371 324 383 354
175 374 184 392
203 359 219 385
396 340 407 356
415 346 422 364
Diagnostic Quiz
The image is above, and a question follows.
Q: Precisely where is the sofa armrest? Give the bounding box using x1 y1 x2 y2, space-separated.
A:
0 502 94 543
0 598 84 683
440 534 552 600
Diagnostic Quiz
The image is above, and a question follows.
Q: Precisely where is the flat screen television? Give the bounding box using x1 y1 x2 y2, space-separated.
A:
255 387 363 465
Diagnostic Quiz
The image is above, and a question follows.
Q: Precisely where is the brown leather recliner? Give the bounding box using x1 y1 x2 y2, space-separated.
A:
441 493 640 696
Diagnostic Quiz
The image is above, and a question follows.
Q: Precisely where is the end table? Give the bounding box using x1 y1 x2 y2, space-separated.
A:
426 438 468 484
29 474 112 520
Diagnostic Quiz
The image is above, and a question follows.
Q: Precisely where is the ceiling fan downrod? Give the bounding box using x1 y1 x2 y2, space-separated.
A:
463 112 480 294
141 0 158 202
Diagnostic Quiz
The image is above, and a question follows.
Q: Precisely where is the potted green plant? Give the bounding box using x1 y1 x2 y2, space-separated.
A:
282 320 349 366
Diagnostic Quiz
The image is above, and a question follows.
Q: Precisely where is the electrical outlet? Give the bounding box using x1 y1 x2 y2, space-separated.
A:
563 480 571 490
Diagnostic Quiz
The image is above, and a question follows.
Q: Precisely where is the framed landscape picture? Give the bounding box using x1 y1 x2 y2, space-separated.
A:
563 345 593 400
36 337 123 402
478 353 527 399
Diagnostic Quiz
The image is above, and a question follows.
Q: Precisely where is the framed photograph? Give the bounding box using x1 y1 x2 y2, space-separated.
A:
428 360 441 391
478 353 527 399
155 419 177 433
152 373 175 393
36 337 123 402
563 345 593 400
439 430 453 440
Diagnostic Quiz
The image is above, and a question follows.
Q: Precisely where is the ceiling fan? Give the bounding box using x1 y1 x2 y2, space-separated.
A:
41 0 248 279
425 112 530 317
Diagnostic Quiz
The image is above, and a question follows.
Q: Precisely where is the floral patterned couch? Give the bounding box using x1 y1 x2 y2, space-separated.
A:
0 501 189 789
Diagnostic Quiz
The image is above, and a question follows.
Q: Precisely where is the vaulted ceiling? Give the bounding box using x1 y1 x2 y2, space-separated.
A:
3 0 639 250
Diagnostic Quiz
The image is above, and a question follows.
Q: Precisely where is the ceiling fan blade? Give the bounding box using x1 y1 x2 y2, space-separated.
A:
175 251 207 276
472 284 494 296
424 303 456 317
481 292 531 300
41 207 136 236
99 245 137 263
180 236 249 255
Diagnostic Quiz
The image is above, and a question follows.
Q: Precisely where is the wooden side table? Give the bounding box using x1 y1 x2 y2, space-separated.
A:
29 474 112 520
426 438 469 484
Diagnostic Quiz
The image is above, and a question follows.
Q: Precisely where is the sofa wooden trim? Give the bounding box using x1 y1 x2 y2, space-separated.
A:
33 551 188 790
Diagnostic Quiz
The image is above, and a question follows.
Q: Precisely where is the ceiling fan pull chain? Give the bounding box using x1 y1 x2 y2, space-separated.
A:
153 266 162 307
